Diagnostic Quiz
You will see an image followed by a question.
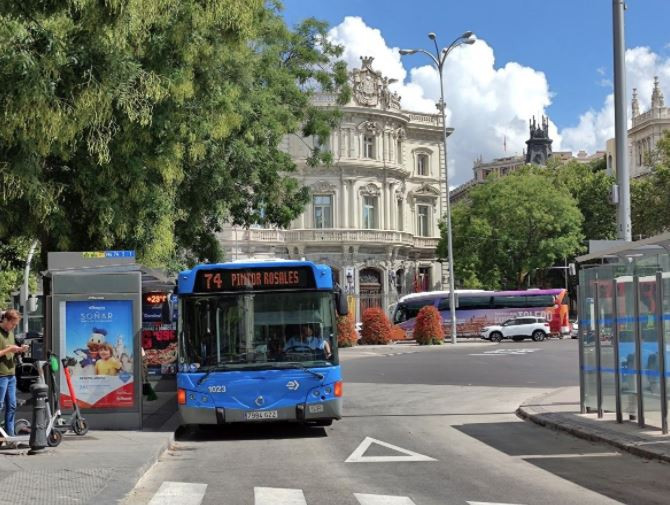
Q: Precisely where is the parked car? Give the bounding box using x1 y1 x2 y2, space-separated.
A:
571 320 579 339
480 317 550 342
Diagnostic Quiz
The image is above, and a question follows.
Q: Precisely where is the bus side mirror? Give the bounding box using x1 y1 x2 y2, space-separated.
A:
335 285 348 316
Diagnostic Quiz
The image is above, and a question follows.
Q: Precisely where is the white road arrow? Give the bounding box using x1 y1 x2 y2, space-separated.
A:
345 437 437 463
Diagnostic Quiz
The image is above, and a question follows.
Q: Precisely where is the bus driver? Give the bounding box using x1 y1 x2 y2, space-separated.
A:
284 324 332 359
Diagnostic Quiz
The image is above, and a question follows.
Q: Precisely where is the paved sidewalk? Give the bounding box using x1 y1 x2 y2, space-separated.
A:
0 410 180 505
517 386 670 464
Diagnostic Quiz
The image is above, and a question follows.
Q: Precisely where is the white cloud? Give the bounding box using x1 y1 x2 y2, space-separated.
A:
559 46 670 155
328 17 554 186
327 17 670 186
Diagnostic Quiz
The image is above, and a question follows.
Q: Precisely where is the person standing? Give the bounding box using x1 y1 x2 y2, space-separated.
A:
0 309 29 442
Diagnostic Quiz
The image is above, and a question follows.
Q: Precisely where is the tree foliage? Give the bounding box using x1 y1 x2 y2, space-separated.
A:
631 131 670 238
543 159 617 241
441 171 584 290
0 0 349 271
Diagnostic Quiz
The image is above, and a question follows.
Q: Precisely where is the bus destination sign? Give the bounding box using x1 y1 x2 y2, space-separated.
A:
195 266 315 292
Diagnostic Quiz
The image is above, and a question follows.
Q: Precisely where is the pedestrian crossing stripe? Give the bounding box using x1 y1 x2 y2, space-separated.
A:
147 481 207 505
469 348 541 356
255 487 307 504
143 482 527 504
354 493 416 504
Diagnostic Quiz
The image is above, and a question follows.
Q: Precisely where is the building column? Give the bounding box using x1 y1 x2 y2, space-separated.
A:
340 179 347 228
348 179 356 228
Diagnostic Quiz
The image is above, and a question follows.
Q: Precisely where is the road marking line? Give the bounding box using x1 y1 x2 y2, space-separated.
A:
147 482 207 505
254 487 307 504
354 493 416 504
516 452 620 459
346 436 437 463
467 502 525 505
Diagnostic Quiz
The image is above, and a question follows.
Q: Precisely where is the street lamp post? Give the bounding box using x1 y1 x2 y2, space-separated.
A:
400 31 475 344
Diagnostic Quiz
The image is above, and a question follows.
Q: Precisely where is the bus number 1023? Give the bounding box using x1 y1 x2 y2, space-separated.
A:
208 385 226 393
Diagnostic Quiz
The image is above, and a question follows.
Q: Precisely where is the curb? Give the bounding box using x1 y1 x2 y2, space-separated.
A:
516 405 670 465
114 430 176 505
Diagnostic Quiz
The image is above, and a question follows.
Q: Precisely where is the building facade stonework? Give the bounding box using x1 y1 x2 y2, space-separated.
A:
606 77 670 178
218 57 448 319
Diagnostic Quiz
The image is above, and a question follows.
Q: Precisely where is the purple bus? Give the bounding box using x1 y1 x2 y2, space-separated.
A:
392 289 569 338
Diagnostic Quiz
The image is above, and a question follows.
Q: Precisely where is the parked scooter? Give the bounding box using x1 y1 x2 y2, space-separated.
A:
48 354 89 436
0 360 62 448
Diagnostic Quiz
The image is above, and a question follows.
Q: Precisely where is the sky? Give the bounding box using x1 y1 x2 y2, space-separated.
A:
281 0 670 186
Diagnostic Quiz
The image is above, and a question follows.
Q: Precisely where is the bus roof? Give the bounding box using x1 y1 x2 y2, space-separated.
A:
178 260 334 294
397 288 565 304
397 290 488 303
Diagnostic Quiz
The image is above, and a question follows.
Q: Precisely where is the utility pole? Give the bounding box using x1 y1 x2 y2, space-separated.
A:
612 0 632 241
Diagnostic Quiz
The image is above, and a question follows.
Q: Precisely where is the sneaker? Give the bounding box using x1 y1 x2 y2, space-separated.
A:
4 441 19 449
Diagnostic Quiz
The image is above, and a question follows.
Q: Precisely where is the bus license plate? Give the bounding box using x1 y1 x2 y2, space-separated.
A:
245 410 278 420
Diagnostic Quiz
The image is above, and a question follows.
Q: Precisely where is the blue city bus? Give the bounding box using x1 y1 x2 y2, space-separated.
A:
175 259 348 426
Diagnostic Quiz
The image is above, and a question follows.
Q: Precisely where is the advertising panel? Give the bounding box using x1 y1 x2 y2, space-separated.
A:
60 300 135 408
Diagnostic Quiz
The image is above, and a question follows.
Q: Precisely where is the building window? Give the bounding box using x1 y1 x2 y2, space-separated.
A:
397 140 402 163
419 266 431 292
363 135 375 159
313 195 333 229
397 199 403 231
362 196 378 229
417 154 429 176
417 205 430 236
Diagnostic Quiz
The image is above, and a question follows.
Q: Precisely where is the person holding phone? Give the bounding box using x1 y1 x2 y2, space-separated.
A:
0 309 29 444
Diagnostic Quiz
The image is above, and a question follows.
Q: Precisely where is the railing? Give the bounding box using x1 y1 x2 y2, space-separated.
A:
219 228 439 248
407 112 442 127
311 93 338 106
632 107 670 126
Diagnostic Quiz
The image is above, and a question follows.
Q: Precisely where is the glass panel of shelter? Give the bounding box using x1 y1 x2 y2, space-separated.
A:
597 271 617 413
579 267 598 412
616 275 638 418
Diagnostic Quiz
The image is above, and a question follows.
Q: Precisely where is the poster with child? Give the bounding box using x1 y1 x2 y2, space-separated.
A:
61 300 135 409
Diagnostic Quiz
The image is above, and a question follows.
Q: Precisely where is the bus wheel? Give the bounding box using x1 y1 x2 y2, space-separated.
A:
532 330 546 342
490 332 502 343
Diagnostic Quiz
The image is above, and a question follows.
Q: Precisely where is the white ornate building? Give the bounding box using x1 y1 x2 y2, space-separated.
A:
606 77 670 178
218 57 447 318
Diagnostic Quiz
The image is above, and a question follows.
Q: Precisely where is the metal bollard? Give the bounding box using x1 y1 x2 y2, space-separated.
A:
28 362 49 453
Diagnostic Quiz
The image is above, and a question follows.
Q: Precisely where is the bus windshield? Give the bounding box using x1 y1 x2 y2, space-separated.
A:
180 291 336 370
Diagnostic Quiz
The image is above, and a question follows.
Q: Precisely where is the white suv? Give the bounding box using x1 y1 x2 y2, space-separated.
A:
481 317 550 342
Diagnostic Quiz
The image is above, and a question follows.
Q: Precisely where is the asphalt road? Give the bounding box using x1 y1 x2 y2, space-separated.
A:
123 339 670 505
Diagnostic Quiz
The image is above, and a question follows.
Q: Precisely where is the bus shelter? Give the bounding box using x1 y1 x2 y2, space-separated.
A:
576 232 670 433
44 251 175 430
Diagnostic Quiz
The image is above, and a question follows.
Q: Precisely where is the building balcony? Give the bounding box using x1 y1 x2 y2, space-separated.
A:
219 228 440 250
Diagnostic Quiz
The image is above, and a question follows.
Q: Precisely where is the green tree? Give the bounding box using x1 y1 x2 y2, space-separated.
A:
546 159 617 241
631 131 670 238
0 1 349 271
440 172 584 289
